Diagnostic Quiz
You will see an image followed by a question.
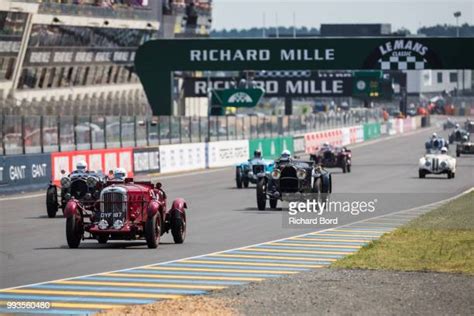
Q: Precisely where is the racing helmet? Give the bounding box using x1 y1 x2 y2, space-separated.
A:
76 160 88 172
254 149 262 159
455 123 460 129
462 135 468 142
280 150 291 161
440 147 448 154
113 168 127 180
431 133 438 139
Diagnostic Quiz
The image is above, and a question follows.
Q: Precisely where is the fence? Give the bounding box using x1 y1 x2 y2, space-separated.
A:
1 109 382 156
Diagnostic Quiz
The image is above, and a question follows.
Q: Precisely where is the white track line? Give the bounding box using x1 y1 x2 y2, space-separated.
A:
1 187 471 292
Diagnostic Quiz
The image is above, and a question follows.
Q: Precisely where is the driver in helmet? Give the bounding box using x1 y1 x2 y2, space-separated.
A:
321 142 332 151
280 150 292 162
253 149 262 159
440 147 448 154
74 160 88 173
431 132 438 140
113 168 127 181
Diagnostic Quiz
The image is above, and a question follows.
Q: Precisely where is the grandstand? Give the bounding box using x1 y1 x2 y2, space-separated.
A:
0 0 213 116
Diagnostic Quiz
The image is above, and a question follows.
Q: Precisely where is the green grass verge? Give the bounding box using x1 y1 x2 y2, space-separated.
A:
332 191 474 275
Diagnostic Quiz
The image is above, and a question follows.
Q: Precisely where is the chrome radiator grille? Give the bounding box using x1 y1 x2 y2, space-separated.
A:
101 192 126 226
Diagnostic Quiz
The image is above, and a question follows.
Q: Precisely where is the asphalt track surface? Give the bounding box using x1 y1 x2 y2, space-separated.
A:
0 127 473 313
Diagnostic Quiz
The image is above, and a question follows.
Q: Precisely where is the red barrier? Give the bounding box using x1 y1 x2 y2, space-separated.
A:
51 148 134 184
304 128 344 153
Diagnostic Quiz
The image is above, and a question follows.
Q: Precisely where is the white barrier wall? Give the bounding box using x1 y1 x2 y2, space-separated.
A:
159 143 206 174
207 140 249 168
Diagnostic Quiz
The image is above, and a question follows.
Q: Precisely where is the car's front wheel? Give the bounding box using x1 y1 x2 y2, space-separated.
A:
145 214 161 249
419 170 426 179
66 214 82 248
270 198 278 209
46 186 59 218
236 167 243 189
256 178 267 211
243 177 249 188
341 158 347 173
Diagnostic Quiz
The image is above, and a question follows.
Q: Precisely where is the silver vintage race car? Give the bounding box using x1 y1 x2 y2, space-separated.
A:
419 148 456 179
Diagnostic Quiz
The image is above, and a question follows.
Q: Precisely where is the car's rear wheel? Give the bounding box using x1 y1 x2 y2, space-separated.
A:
456 151 460 157
46 186 59 218
170 211 186 244
145 214 161 249
270 198 278 209
256 178 267 211
66 214 82 248
347 163 351 173
236 167 243 189
419 170 426 179
97 235 108 244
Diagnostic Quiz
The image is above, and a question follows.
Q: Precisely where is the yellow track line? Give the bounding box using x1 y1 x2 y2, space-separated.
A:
268 242 360 249
179 260 324 268
3 289 181 299
0 301 123 310
55 280 226 290
141 267 297 274
290 237 371 243
105 273 263 282
310 233 380 238
212 253 337 262
243 248 351 255
331 229 387 234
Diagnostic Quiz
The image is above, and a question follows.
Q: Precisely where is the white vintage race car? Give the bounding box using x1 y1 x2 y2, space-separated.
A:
419 154 456 179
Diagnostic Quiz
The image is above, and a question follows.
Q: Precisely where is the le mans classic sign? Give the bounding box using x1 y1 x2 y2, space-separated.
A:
135 37 474 115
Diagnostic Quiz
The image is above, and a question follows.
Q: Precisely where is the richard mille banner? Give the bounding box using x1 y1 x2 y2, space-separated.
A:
135 37 474 115
184 73 352 98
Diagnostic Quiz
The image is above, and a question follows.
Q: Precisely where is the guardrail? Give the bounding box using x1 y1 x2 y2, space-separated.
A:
0 110 381 156
0 116 425 194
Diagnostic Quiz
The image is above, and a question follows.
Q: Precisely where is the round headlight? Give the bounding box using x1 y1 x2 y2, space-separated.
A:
87 177 98 187
425 161 431 167
440 161 447 168
98 220 109 230
272 169 281 179
297 169 307 180
113 220 124 230
60 177 71 188
85 193 92 200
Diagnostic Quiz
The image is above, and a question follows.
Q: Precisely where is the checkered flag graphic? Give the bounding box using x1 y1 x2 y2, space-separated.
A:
378 56 426 70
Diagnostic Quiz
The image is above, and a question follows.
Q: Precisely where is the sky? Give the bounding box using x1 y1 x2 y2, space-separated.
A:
212 0 474 32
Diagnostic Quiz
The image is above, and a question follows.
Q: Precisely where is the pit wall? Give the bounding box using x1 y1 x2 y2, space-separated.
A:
0 117 422 194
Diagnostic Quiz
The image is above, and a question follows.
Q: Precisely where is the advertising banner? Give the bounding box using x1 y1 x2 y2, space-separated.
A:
159 143 206 174
249 136 294 159
51 148 134 184
363 123 382 141
0 153 51 193
293 136 306 153
133 147 160 174
207 140 249 168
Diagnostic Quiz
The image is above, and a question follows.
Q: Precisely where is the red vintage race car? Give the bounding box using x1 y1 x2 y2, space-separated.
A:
64 179 187 249
310 145 352 173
